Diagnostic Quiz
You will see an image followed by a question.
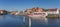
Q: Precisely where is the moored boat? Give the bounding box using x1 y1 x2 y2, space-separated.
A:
27 12 48 18
11 12 19 15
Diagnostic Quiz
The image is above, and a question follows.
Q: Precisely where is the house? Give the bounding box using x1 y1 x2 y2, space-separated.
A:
58 10 60 14
46 8 59 14
35 7 44 12
25 7 45 14
25 9 33 14
31 8 36 11
0 10 8 15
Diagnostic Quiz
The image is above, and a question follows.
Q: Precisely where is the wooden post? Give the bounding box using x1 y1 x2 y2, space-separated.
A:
23 16 26 27
29 17 31 27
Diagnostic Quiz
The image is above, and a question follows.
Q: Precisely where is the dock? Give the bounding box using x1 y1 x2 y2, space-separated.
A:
46 14 60 18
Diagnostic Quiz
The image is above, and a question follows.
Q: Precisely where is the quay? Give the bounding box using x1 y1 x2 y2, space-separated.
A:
46 14 60 18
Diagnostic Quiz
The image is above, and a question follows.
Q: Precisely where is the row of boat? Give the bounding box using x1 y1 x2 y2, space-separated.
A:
27 12 48 18
10 11 48 18
0 10 47 18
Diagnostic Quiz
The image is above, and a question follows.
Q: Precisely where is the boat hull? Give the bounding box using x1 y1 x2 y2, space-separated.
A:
27 12 48 18
28 15 46 18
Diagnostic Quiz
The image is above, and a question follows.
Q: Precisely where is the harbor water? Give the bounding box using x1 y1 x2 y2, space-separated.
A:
0 14 60 27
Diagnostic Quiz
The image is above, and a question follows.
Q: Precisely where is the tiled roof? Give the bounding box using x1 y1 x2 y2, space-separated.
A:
47 9 57 11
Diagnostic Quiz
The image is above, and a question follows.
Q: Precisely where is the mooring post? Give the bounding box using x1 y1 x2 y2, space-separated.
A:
29 17 31 27
23 16 26 27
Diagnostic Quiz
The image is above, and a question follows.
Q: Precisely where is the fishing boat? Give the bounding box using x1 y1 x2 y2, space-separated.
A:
27 12 48 18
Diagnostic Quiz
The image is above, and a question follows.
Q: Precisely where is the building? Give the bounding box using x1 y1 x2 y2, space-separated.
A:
59 10 60 14
25 7 46 14
46 8 59 14
35 7 44 12
25 9 33 14
0 10 8 15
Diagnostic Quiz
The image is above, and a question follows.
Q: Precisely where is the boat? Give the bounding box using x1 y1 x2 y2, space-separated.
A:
11 12 19 15
27 12 48 18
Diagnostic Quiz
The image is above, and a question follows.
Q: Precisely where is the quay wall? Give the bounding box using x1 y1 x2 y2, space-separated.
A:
46 14 60 18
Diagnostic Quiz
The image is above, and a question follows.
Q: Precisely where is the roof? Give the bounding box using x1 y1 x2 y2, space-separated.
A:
47 9 57 12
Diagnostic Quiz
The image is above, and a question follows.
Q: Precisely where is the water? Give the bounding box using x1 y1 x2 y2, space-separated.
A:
0 14 60 27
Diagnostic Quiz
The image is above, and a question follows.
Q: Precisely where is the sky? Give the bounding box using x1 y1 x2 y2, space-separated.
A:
0 0 60 11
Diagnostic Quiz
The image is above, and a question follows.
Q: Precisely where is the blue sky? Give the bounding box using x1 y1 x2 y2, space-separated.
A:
0 0 60 11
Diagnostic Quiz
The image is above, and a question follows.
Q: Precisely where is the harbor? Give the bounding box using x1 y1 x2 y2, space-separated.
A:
0 7 60 18
8 7 60 18
0 0 60 27
0 8 59 27
0 14 59 27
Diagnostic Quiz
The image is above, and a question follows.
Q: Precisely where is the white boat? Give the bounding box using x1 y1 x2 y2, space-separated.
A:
27 12 48 18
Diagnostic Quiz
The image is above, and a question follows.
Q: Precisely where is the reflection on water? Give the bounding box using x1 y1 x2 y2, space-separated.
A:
48 18 60 27
0 15 4 21
31 17 48 24
31 17 48 27
0 15 24 27
0 15 60 27
31 17 60 27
